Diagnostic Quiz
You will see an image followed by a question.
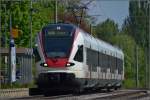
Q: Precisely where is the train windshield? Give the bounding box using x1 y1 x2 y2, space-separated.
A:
43 25 74 58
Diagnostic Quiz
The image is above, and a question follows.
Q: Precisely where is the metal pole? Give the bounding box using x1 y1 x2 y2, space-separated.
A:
4 4 6 48
55 0 58 23
144 0 149 89
30 0 32 48
148 1 150 89
30 0 33 81
145 47 148 88
9 0 17 84
145 0 148 89
0 0 2 88
90 24 92 35
9 12 12 84
136 45 139 88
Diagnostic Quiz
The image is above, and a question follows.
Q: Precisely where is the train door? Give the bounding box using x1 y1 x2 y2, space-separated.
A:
73 45 86 78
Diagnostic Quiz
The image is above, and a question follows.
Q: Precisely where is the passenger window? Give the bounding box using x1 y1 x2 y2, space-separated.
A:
74 45 83 62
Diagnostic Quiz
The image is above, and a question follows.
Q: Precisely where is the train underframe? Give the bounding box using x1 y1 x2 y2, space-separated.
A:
29 72 122 96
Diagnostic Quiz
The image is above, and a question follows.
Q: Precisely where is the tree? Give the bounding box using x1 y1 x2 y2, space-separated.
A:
122 0 148 48
0 0 67 47
121 0 148 88
1 1 30 47
95 19 119 42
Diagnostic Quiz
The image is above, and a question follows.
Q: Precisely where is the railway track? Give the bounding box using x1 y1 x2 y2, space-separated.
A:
1 89 149 100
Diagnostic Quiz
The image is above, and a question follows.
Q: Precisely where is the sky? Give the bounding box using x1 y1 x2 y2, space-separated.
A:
87 0 129 28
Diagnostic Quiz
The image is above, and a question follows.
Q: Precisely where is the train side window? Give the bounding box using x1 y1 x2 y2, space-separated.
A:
86 48 90 65
107 55 110 68
118 59 123 74
74 45 83 62
113 56 116 73
99 52 102 67
101 53 106 72
111 56 115 73
110 56 112 72
104 54 107 72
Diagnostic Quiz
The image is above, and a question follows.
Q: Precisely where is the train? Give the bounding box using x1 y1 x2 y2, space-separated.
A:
29 23 124 95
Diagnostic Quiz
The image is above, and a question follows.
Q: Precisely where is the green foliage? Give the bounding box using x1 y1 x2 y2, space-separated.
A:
1 1 65 47
123 79 135 88
1 82 33 89
32 1 55 38
122 1 148 48
1 1 30 47
137 47 146 87
121 1 148 88
95 19 119 42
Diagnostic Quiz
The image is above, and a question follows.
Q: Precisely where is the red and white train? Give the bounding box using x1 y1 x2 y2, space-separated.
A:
30 23 124 95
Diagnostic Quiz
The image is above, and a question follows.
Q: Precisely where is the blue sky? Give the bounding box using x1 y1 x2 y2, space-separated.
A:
88 0 129 28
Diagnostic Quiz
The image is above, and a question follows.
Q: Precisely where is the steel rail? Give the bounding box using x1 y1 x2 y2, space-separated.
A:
0 89 149 100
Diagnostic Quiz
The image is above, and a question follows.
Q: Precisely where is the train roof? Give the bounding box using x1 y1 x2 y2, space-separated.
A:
84 33 123 58
74 25 124 58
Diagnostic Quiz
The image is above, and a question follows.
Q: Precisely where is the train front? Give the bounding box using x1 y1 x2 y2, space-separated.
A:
35 24 77 90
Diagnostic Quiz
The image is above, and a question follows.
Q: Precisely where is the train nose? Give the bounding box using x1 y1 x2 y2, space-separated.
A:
46 58 68 68
37 73 76 87
49 74 60 84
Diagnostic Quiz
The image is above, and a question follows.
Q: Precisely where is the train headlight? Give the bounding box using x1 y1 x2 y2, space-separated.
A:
66 62 75 67
66 63 71 66
40 63 48 67
44 63 48 67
